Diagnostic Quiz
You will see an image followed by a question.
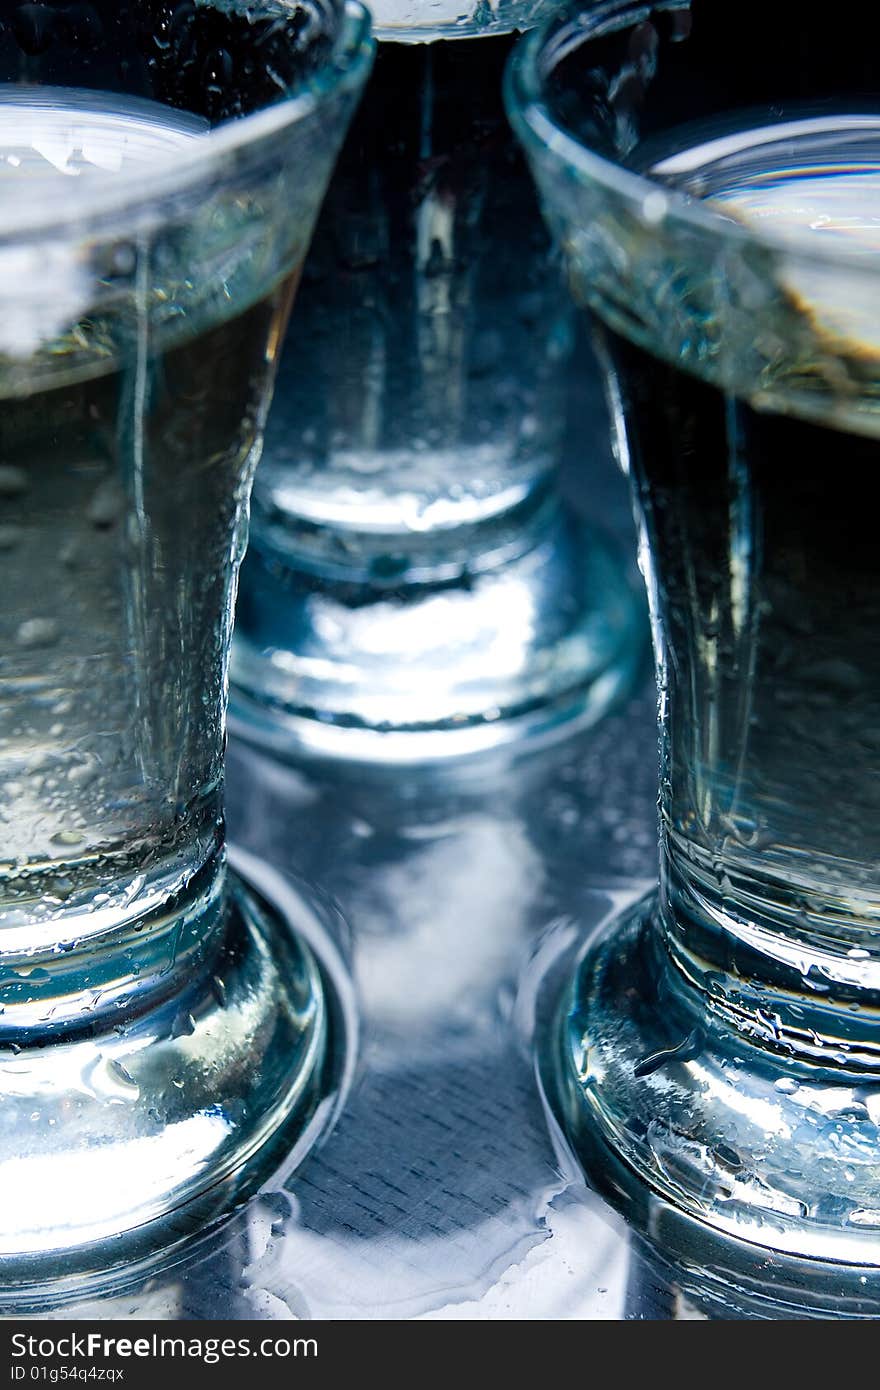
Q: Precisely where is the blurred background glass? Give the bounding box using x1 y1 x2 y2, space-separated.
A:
230 0 644 763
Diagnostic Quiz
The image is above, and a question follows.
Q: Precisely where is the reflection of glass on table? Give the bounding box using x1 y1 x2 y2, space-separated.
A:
230 0 644 763
0 0 371 1286
510 0 880 1292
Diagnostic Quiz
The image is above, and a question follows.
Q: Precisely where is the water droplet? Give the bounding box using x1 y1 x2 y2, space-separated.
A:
51 829 85 847
642 190 669 224
170 1009 196 1039
67 758 99 788
83 1054 140 1102
16 617 59 647
634 1027 704 1077
849 1207 880 1228
714 1143 742 1171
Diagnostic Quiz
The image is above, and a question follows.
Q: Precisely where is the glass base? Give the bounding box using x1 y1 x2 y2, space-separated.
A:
229 507 644 763
550 893 880 1303
0 853 348 1296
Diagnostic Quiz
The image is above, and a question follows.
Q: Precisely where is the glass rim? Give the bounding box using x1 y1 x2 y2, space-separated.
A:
0 0 374 244
505 0 880 275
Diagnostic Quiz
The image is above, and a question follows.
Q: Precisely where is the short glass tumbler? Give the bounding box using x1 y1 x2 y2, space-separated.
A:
228 0 644 763
0 0 371 1283
509 0 880 1285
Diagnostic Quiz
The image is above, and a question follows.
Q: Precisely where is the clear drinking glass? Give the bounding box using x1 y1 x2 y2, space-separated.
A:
0 0 372 1285
509 0 880 1284
228 0 644 763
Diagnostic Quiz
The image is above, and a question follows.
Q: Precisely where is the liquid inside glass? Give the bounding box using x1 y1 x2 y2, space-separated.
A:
0 90 296 953
607 113 880 973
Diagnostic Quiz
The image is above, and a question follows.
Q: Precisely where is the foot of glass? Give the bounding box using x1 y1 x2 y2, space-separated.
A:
229 506 645 763
0 856 347 1294
551 894 880 1300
